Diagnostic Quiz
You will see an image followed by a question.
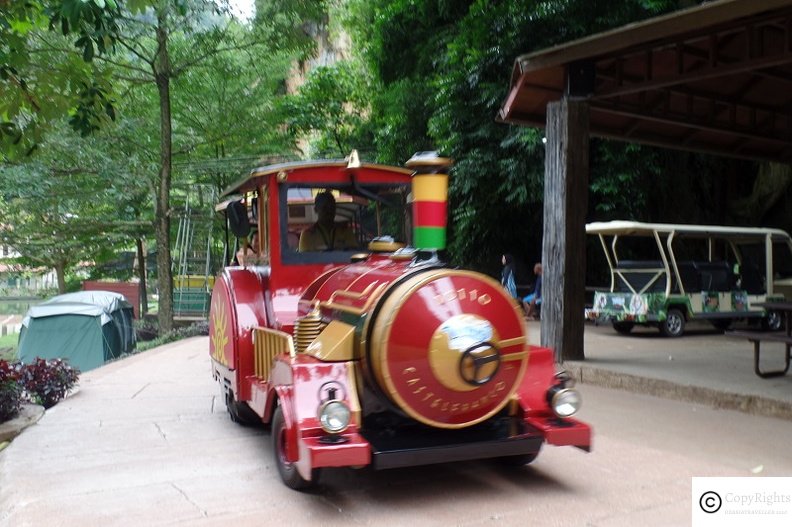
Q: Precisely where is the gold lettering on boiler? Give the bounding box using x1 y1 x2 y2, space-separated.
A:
433 288 492 306
401 368 505 414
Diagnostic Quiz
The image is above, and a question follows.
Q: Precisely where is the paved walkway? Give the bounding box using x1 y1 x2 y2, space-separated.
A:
1 326 790 525
551 321 792 420
1 338 271 526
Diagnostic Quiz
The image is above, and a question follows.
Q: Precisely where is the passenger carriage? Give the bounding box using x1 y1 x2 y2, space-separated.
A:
587 221 792 337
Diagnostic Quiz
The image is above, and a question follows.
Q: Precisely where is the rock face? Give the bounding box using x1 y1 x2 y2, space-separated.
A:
284 14 351 95
0 404 44 442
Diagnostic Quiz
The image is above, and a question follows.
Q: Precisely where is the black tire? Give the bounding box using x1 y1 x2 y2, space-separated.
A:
225 390 261 426
272 406 320 490
612 321 635 335
494 451 539 467
762 311 783 332
660 308 685 337
711 319 732 331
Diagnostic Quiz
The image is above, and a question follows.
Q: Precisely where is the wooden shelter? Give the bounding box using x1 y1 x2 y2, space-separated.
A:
498 0 792 359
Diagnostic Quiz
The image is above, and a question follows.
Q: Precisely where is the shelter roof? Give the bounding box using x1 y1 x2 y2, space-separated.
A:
498 0 792 162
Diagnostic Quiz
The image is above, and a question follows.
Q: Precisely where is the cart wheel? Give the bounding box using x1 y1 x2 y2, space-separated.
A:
272 406 320 490
762 311 783 332
711 319 732 331
660 308 685 337
612 321 635 335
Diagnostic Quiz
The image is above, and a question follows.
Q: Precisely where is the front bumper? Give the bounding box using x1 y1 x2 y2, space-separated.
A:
301 414 591 471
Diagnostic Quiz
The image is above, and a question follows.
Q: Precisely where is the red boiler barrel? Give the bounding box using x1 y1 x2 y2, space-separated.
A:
365 268 528 429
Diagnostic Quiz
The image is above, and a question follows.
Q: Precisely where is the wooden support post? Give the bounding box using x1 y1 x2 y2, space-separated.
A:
541 98 589 361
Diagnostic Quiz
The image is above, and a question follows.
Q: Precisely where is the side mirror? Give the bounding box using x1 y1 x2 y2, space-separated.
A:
227 200 251 238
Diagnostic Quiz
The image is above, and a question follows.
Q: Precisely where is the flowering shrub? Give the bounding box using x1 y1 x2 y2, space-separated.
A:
0 360 22 422
17 358 80 409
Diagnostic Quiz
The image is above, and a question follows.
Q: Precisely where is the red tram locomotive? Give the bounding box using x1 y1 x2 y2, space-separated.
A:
209 152 591 489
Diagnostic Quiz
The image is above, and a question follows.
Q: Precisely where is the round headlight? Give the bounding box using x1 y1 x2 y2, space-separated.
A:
551 388 582 418
318 400 351 434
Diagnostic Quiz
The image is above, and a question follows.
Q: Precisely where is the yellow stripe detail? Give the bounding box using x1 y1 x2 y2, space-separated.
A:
253 327 295 378
498 336 526 348
412 174 448 201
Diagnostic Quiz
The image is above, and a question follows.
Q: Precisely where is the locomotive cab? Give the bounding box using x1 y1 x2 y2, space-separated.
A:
209 152 591 489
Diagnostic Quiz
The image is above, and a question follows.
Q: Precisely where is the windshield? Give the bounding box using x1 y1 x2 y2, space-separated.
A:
279 183 411 264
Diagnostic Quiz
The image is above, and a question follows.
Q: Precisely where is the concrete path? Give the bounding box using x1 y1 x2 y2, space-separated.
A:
0 337 272 526
554 321 792 420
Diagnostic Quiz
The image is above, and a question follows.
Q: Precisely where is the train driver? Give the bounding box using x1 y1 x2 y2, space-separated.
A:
298 191 357 252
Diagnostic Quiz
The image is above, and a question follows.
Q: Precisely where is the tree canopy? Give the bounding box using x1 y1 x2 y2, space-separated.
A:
2 0 789 305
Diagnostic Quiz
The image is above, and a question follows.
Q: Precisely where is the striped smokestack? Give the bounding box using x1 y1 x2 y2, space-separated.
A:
405 152 453 251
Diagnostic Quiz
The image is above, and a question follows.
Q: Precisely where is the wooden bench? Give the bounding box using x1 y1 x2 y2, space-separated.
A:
725 330 792 378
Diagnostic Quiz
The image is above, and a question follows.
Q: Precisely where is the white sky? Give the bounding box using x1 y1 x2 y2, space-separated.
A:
226 0 255 21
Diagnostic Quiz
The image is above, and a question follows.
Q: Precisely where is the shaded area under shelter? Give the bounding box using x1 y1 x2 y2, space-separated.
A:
498 0 792 359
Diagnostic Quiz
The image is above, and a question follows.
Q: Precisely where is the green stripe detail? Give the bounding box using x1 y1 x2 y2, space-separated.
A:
414 226 446 250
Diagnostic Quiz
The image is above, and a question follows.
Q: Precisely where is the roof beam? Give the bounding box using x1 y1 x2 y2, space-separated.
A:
591 100 792 147
593 49 792 99
676 41 792 86
595 70 792 132
593 125 791 164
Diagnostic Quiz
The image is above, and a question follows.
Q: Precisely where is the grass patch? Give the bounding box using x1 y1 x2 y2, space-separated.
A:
0 333 18 362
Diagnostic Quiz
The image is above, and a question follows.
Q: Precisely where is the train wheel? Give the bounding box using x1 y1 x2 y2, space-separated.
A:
225 389 261 426
494 451 539 467
272 406 320 490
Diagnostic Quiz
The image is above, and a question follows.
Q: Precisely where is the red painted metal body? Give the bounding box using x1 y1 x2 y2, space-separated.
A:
209 160 591 486
300 259 528 428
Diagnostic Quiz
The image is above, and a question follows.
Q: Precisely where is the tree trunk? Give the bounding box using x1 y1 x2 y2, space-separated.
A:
729 162 792 222
136 237 149 315
154 12 174 333
55 261 66 294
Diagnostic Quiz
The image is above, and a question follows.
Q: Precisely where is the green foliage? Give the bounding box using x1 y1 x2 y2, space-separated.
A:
49 0 122 60
1 0 747 292
68 81 116 137
368 78 435 165
590 141 659 217
344 0 689 275
0 0 145 157
281 60 373 157
0 120 151 291
254 0 328 60
169 27 297 187
2 0 310 324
